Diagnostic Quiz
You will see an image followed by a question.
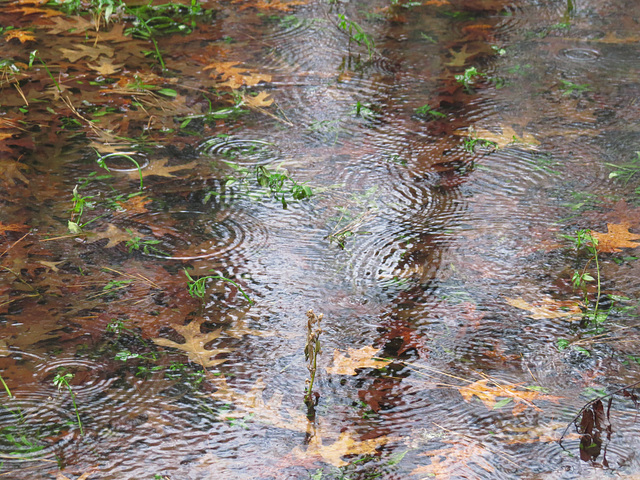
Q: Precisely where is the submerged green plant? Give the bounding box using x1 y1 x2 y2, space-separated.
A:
68 185 96 233
563 229 604 325
125 230 167 256
304 309 322 418
559 79 591 96
53 372 83 436
415 104 446 119
184 269 253 305
607 151 640 189
455 66 483 90
95 151 144 190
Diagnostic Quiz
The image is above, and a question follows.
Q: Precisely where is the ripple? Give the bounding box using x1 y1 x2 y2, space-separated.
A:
131 209 269 263
100 153 150 172
198 137 281 165
35 358 117 398
559 48 600 62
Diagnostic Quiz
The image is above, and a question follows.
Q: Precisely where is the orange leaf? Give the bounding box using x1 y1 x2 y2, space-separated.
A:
4 30 36 43
243 91 274 108
590 222 640 252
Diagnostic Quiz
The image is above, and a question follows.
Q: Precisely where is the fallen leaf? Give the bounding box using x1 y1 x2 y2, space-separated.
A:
445 45 475 67
87 57 124 76
9 6 62 17
458 378 561 415
153 319 232 368
244 91 274 108
326 346 392 376
115 195 152 215
127 159 198 178
456 125 539 150
0 159 30 185
0 222 29 235
40 15 95 35
56 468 97 480
203 61 271 89
232 0 308 11
411 437 494 477
506 297 581 319
293 430 388 467
85 224 133 248
590 223 640 253
4 30 36 43
59 44 114 62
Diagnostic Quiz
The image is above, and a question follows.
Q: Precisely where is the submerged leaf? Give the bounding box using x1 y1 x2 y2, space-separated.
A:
153 319 232 368
590 223 640 253
506 297 581 319
326 346 392 376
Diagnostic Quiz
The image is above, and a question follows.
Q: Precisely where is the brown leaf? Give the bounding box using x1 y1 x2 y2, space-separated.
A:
59 44 114 62
85 224 133 248
115 195 152 215
87 57 124 76
152 319 232 368
56 468 97 480
232 0 308 11
445 45 476 67
506 296 581 319
326 346 392 376
40 16 95 35
0 159 30 185
591 223 640 253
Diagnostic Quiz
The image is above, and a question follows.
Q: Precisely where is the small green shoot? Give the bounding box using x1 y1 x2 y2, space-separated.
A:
184 269 253 305
455 66 483 90
53 371 83 436
337 14 375 59
415 104 446 119
559 79 591 96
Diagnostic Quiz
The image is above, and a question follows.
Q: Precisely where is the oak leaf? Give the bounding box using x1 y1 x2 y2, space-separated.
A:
9 6 62 17
4 30 36 43
40 16 94 35
590 223 640 253
127 159 198 178
412 438 494 478
326 346 392 376
243 91 274 108
458 378 561 415
59 44 114 62
115 195 152 215
152 319 232 368
0 159 30 185
87 57 124 76
203 61 271 89
506 296 581 319
85 224 133 248
56 468 97 480
293 430 388 467
445 45 475 67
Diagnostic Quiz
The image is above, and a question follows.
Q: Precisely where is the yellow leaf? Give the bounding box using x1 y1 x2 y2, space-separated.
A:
326 346 392 376
457 378 561 415
294 430 388 467
590 223 640 253
445 45 475 67
244 91 274 108
505 297 581 319
0 159 30 185
412 438 494 477
232 0 308 11
153 319 233 368
126 159 197 178
59 44 114 62
4 30 36 43
456 125 539 150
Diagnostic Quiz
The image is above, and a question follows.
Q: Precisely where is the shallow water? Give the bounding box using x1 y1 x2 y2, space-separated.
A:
2 0 640 478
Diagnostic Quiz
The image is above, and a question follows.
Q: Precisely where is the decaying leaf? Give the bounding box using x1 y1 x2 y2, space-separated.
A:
85 224 134 248
411 437 495 478
325 346 392 376
293 430 388 467
590 223 640 253
59 44 114 62
458 378 561 415
56 468 97 480
127 159 198 178
0 159 30 185
456 125 539 150
506 296 581 319
153 319 232 368
232 0 308 11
